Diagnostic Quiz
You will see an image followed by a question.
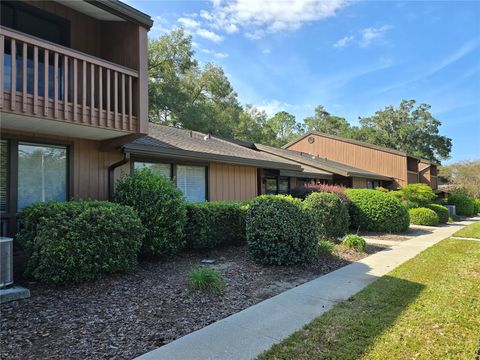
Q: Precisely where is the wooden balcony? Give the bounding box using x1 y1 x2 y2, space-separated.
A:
0 26 140 135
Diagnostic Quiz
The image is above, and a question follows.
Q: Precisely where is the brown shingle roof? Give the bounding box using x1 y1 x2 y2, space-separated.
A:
123 123 304 171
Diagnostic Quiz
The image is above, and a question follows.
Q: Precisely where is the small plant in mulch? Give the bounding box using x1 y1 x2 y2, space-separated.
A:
342 234 367 252
187 267 226 295
317 240 335 256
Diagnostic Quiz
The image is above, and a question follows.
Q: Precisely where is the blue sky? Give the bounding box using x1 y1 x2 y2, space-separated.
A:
126 0 480 163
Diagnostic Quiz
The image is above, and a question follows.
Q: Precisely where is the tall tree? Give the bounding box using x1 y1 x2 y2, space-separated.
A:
438 160 480 198
148 29 241 137
264 111 304 146
303 105 350 136
357 100 452 163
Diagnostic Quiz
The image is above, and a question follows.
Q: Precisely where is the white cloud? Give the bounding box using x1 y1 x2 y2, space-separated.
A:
178 17 201 29
360 25 392 47
333 35 354 48
201 49 229 58
254 99 294 117
200 0 350 39
196 28 224 42
262 49 271 54
333 25 392 48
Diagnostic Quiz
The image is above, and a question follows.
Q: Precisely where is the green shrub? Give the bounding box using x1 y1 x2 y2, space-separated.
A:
473 199 480 214
246 195 317 265
187 267 225 295
115 168 187 257
375 187 390 193
342 234 367 252
303 192 349 241
185 201 248 249
408 207 439 226
399 184 437 206
389 191 403 200
317 240 334 256
425 204 449 223
17 201 144 284
402 200 420 209
447 194 475 216
345 189 410 233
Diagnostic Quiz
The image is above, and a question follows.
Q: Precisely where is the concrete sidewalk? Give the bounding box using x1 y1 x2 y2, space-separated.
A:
137 218 479 360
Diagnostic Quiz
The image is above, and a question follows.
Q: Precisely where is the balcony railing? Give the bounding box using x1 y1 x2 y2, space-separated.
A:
0 27 139 132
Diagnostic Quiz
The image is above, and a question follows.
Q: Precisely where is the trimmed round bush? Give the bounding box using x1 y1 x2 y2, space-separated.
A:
303 192 349 240
399 184 436 206
17 201 144 284
342 234 367 252
185 201 248 249
447 194 475 216
246 195 317 265
408 207 439 226
115 168 187 257
426 204 449 223
345 189 410 233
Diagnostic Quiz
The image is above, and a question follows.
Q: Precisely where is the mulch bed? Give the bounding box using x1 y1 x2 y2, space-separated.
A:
1 244 387 360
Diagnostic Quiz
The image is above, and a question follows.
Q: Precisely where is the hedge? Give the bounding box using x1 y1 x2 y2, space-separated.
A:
115 168 187 257
246 195 317 265
447 194 475 216
17 201 144 284
291 183 350 204
185 201 248 249
303 192 349 240
345 189 410 233
408 207 439 226
425 204 449 223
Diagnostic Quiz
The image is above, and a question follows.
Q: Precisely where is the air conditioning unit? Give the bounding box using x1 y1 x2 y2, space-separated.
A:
0 237 13 288
445 205 456 217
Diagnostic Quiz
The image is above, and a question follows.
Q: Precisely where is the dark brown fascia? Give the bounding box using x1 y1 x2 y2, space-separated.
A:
123 144 303 171
86 0 153 28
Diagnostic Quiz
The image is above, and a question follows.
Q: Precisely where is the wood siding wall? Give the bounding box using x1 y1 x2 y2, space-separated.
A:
209 163 257 201
287 135 408 187
2 129 127 200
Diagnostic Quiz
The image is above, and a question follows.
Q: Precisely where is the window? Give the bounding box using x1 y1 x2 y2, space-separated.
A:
278 178 290 195
265 177 277 195
134 162 171 179
265 176 290 195
176 165 206 202
367 180 381 189
133 161 207 202
17 143 67 210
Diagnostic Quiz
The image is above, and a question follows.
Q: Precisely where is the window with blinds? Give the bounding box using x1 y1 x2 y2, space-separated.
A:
176 165 206 202
134 162 171 179
17 143 67 210
0 140 7 213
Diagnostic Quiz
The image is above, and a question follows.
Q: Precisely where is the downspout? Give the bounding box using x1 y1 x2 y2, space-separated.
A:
108 152 130 201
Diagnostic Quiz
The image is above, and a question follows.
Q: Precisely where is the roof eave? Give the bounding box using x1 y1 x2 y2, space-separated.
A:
87 0 153 28
123 144 303 171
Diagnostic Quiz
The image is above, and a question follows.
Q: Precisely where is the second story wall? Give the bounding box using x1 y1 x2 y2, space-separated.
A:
285 133 408 188
1 0 150 136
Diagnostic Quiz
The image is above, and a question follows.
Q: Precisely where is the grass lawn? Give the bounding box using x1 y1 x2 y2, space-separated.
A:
453 221 480 239
258 238 480 360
